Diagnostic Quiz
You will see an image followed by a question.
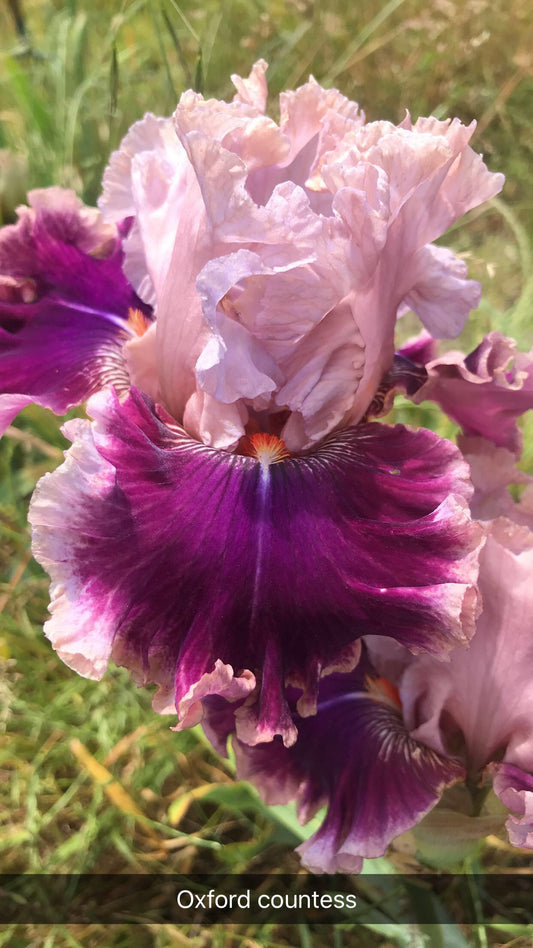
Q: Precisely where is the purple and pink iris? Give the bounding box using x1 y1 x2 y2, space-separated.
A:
2 61 532 871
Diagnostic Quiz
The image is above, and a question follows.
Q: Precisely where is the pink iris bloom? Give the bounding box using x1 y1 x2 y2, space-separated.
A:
1 63 505 747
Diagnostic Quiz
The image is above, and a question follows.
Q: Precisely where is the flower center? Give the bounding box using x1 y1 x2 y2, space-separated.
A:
127 307 151 337
364 675 403 711
242 432 290 470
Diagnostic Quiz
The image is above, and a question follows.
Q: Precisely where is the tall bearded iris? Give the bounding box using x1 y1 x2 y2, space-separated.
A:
2 62 503 747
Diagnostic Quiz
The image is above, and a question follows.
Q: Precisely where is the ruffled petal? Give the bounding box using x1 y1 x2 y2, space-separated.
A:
277 300 366 450
400 244 481 338
320 115 503 255
0 188 149 431
30 388 481 746
458 436 533 523
396 115 504 245
278 76 363 180
411 332 533 455
175 88 288 173
231 60 269 112
99 113 197 307
104 68 503 451
156 125 360 445
215 656 463 873
192 242 367 450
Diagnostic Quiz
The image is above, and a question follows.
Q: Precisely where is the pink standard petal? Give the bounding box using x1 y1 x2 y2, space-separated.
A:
100 113 201 308
231 60 269 112
400 244 482 338
403 518 533 776
103 65 504 451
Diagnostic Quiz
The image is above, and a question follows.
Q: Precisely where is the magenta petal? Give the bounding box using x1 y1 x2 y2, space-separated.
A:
222 657 464 873
397 330 438 368
30 388 481 745
0 188 150 430
0 300 132 432
412 331 533 456
491 763 533 849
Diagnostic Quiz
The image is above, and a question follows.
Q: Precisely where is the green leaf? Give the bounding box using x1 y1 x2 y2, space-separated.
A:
266 800 326 842
360 922 427 948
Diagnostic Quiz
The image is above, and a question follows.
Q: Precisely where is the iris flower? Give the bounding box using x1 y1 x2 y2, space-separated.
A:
202 349 533 873
2 63 503 747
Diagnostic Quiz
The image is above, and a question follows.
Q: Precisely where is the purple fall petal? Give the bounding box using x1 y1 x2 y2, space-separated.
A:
411 331 533 456
217 656 464 873
30 387 481 746
0 188 150 430
397 330 438 368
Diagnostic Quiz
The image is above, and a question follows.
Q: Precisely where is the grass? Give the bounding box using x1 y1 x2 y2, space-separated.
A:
0 0 532 945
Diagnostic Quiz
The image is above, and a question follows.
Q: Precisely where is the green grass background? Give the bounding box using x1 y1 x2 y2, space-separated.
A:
0 0 532 945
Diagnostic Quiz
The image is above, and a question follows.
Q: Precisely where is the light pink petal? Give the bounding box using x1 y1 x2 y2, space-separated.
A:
491 763 533 849
99 113 193 307
156 128 345 435
124 322 161 403
190 234 367 448
459 436 533 523
196 250 290 402
383 118 504 248
320 116 503 269
400 244 481 338
196 316 280 404
278 300 366 450
173 130 318 250
99 113 178 222
127 143 198 304
174 660 256 732
183 389 248 451
403 519 533 775
330 164 390 272
175 88 288 172
367 129 452 222
239 76 365 209
231 59 269 112
102 68 506 453
279 76 363 171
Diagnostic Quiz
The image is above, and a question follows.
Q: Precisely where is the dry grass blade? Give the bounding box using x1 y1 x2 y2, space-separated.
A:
0 551 32 614
69 737 163 850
